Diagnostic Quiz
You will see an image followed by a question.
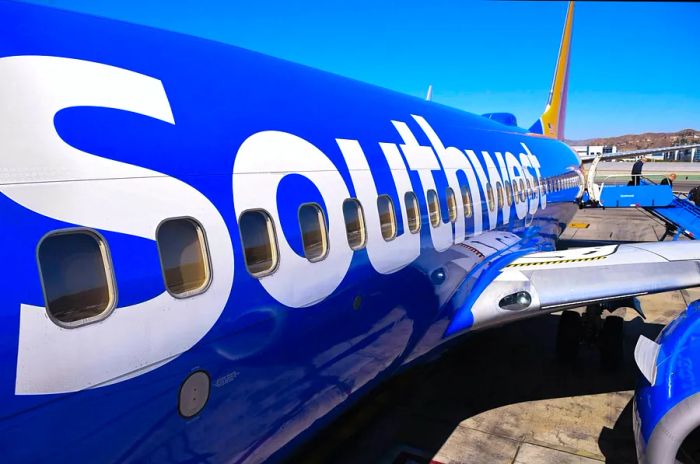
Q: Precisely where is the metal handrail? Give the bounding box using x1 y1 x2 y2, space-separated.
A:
596 174 664 189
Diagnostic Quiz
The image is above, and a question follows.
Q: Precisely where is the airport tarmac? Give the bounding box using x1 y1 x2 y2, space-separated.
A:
290 207 698 464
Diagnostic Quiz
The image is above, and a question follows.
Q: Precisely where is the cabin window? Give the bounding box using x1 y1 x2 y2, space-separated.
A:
496 183 504 209
526 178 533 200
239 210 278 277
519 179 526 202
343 199 366 250
505 180 513 206
37 230 116 327
405 192 421 234
377 195 397 241
157 218 212 297
427 189 440 227
446 188 458 223
299 203 328 262
486 183 495 211
461 185 473 218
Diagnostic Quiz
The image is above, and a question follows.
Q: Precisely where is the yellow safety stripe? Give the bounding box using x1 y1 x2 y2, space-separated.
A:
505 255 606 268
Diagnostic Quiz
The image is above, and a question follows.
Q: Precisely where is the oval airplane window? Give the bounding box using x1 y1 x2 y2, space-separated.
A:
157 217 212 298
299 203 328 262
377 195 397 241
343 198 366 250
404 192 421 234
427 189 440 227
496 183 504 209
239 209 279 277
485 183 495 212
37 229 117 327
519 179 526 202
446 188 458 223
461 185 473 218
504 181 513 206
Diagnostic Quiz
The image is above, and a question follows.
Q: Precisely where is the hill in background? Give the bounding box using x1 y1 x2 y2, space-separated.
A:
567 129 699 151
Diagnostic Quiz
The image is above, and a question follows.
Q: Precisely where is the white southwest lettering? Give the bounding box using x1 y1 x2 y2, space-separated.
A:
413 115 470 242
505 151 528 220
1 56 550 395
336 139 420 274
393 120 453 252
0 56 234 394
233 131 353 308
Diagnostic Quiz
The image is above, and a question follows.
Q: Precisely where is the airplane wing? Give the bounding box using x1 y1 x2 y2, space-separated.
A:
577 144 700 163
448 241 700 334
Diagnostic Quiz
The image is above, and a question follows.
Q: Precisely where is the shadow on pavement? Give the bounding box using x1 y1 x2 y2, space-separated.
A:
288 313 664 464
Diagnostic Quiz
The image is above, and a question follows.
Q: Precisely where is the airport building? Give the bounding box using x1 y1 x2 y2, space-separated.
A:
660 146 700 162
570 144 616 158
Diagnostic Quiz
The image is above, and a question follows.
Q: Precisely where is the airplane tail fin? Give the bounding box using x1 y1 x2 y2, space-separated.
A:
529 1 574 140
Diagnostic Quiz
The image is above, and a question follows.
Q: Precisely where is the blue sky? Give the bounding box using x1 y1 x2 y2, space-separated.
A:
18 0 700 139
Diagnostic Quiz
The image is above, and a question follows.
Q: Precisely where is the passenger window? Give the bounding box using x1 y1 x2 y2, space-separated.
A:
157 218 212 297
486 183 495 211
461 185 473 218
37 230 116 327
518 179 526 202
299 203 328 262
239 210 278 277
343 199 366 250
526 178 533 199
505 181 513 206
446 188 458 223
405 192 421 234
377 195 397 241
427 189 440 227
496 183 504 209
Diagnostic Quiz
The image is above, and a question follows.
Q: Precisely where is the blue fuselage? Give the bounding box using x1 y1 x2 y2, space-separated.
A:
0 2 581 462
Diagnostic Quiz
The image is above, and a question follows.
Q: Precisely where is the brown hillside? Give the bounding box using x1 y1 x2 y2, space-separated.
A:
566 129 700 151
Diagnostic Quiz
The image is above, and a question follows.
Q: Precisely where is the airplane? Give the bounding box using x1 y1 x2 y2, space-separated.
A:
1 1 700 462
634 303 700 464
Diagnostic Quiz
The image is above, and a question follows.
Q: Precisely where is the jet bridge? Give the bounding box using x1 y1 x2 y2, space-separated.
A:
582 155 700 240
